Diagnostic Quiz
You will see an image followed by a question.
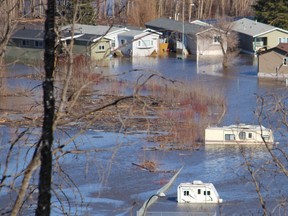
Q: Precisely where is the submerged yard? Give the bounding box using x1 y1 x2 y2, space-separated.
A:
0 55 288 215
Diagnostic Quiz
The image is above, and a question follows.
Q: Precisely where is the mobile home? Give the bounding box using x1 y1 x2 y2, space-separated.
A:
177 180 223 204
205 124 275 145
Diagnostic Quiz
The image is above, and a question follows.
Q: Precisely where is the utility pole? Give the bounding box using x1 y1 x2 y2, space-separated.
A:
182 0 185 59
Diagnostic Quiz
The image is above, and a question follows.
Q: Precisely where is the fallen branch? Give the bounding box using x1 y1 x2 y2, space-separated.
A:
132 162 154 172
132 162 177 173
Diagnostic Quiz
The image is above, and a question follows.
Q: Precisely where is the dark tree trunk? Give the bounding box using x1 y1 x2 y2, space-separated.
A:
35 0 56 215
222 53 228 68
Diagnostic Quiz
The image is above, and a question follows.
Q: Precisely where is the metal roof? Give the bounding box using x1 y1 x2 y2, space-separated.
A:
12 28 83 41
231 18 287 37
75 33 112 43
61 24 126 35
12 29 44 40
145 17 211 34
118 29 143 37
75 33 101 42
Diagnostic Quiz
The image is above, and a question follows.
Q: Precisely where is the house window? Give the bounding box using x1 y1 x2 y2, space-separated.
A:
283 57 288 66
137 40 152 47
204 191 211 196
34 41 43 48
184 190 189 196
198 189 201 194
263 135 270 141
22 40 30 47
213 35 221 44
225 134 235 140
248 133 253 138
111 40 115 47
254 37 265 48
239 131 246 140
121 39 126 45
99 45 105 50
278 37 288 43
143 40 151 47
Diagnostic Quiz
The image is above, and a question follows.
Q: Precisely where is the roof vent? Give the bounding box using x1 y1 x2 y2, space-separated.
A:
193 180 203 184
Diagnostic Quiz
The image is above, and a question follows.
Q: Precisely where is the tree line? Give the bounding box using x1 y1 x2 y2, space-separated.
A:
123 0 256 26
63 0 256 26
3 0 288 29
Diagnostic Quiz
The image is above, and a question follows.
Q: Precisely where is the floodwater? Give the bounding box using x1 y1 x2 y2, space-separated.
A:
0 54 288 215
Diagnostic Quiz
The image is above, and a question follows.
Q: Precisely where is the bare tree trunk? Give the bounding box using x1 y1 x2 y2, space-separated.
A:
55 1 78 123
175 0 180 20
197 0 203 19
207 0 213 18
220 0 225 17
39 0 47 17
241 148 268 216
126 0 131 18
96 0 102 19
0 1 18 65
30 0 36 17
103 0 107 18
158 0 163 17
35 0 56 215
11 154 41 216
166 0 174 18
111 0 115 17
19 0 25 15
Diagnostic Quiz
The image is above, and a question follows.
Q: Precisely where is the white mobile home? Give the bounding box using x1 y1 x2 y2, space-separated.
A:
205 124 275 145
177 180 223 204
117 29 161 57
61 24 129 54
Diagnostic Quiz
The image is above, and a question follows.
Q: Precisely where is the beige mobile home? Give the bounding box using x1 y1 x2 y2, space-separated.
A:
232 18 288 54
205 124 275 145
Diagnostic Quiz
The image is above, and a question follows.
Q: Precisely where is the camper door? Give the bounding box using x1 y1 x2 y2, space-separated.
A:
197 186 213 203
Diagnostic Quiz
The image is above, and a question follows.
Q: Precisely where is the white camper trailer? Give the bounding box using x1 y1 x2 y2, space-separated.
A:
205 124 275 145
177 180 223 204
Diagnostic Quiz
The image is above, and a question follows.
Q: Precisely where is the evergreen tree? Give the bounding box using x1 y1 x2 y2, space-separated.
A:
61 0 96 25
253 0 288 30
77 1 96 25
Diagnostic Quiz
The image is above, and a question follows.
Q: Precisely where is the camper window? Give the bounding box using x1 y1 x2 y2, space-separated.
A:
225 134 235 140
184 191 189 196
239 132 246 140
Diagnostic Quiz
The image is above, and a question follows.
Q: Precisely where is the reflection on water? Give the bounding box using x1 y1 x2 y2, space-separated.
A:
196 55 223 76
147 202 219 216
107 54 285 128
1 54 287 215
